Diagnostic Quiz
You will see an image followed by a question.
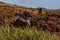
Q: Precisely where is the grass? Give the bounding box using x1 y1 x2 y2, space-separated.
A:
0 26 59 40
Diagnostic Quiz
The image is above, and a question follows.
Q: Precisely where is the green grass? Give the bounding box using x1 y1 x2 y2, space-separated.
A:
0 26 59 40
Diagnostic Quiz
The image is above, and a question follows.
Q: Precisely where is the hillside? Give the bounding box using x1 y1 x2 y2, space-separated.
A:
0 1 60 40
0 1 60 35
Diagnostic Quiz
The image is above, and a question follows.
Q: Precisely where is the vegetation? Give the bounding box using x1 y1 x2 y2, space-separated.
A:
0 26 60 40
0 2 60 40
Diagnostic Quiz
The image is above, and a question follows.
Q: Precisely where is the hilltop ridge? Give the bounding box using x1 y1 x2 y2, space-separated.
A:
0 1 60 15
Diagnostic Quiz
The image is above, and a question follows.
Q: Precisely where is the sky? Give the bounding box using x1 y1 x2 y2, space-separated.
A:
0 0 60 9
